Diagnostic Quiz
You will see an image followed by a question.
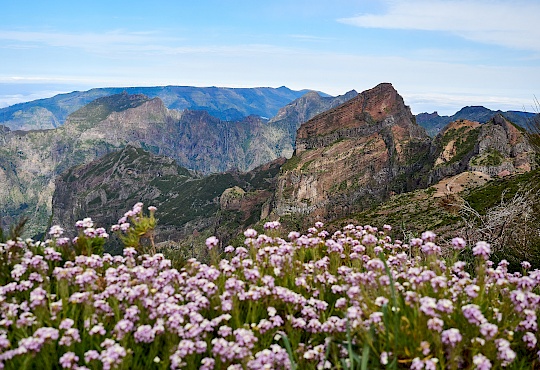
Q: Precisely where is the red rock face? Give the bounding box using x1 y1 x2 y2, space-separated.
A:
297 83 412 140
274 83 432 223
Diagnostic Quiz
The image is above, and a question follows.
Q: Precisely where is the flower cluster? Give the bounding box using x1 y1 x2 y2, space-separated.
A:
0 203 538 369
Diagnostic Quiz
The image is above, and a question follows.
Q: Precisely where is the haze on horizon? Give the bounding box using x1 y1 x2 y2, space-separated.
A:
1 0 539 115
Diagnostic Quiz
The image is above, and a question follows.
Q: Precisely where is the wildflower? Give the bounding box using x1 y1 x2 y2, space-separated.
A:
523 332 537 349
420 341 430 355
375 296 389 307
473 354 492 370
495 338 516 366
421 242 441 255
59 352 79 369
205 236 219 250
419 296 438 317
472 241 491 260
410 357 424 370
479 323 498 340
421 231 436 242
244 229 257 238
380 351 389 365
84 350 100 363
451 237 466 250
75 217 94 229
264 221 281 230
462 304 487 325
49 225 64 238
441 328 462 347
59 319 75 330
134 325 155 343
465 284 480 298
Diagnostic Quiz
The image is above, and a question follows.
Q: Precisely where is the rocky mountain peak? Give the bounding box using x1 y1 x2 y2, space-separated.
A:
430 114 536 182
295 82 425 154
274 83 431 223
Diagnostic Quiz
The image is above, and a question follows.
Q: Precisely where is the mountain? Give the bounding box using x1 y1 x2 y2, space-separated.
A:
52 145 284 253
0 90 356 237
0 86 323 131
42 83 538 261
268 90 358 139
417 106 537 137
273 83 432 224
429 114 536 183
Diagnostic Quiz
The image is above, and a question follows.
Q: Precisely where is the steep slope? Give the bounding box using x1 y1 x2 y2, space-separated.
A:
52 146 284 251
1 89 358 236
274 83 432 223
417 106 537 137
0 86 320 131
429 114 536 183
0 94 162 236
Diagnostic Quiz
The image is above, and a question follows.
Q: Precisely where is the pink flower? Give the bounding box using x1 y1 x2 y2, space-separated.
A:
462 304 487 326
49 225 64 238
421 231 436 242
441 328 462 347
427 317 444 332
59 352 79 369
205 236 219 250
479 323 498 339
473 354 492 370
472 241 491 260
451 237 466 250
244 229 257 238
523 332 537 349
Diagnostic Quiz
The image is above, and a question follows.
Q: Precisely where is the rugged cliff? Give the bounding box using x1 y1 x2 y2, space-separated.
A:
274 83 432 223
52 145 284 251
1 90 358 236
429 114 536 183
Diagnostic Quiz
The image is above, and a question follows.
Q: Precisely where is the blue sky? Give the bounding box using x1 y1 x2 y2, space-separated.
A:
0 0 539 114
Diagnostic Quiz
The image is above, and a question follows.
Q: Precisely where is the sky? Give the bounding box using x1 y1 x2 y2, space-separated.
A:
0 0 539 115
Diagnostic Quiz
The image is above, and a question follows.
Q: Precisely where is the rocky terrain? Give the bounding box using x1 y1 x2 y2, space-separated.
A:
52 145 284 254
273 83 432 223
429 114 536 184
0 89 356 237
272 84 536 229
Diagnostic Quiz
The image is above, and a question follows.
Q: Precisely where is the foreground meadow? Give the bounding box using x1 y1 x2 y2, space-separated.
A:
0 203 538 369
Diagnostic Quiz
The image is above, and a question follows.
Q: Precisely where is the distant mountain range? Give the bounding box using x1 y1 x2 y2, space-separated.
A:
417 106 537 137
0 86 325 131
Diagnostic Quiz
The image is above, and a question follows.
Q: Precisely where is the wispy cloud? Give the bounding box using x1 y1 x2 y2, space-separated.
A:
0 29 301 59
338 0 540 52
288 34 335 42
0 29 180 57
0 90 67 108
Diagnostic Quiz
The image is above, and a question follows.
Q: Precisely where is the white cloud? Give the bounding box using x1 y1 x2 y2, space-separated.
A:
0 91 67 108
339 0 540 52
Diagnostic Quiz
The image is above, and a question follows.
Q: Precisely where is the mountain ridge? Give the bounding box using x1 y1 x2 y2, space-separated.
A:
0 86 325 131
417 105 537 137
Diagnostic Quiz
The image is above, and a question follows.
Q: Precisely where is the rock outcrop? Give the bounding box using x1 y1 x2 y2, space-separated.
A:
274 83 432 222
52 146 285 250
0 90 358 236
429 114 536 183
